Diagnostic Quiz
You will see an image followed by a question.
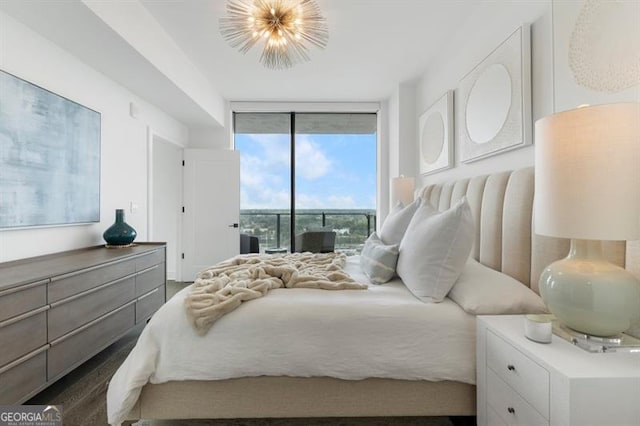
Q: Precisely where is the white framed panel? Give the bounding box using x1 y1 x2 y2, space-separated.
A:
459 24 532 163
418 91 453 175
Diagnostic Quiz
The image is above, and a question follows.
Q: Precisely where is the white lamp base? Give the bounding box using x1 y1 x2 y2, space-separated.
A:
539 239 640 337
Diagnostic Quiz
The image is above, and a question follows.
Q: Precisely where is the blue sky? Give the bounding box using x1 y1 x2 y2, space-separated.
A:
236 133 376 210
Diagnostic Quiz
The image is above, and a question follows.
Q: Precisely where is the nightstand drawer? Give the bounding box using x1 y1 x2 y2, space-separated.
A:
487 404 508 426
487 329 549 418
487 368 548 426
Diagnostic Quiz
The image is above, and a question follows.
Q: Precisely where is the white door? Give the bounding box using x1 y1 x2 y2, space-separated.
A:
150 136 182 281
182 149 240 281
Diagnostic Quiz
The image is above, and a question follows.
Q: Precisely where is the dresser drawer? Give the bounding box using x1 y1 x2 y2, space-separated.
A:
0 308 48 367
48 302 135 380
487 330 549 418
487 368 548 426
0 346 47 404
48 275 136 340
136 286 165 323
0 279 47 322
48 258 136 303
136 248 165 271
136 263 165 297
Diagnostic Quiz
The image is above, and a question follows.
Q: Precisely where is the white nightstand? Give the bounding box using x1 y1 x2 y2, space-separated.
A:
477 315 640 426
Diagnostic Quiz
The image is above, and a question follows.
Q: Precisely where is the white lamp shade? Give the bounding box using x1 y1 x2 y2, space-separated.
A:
391 176 415 207
534 103 640 240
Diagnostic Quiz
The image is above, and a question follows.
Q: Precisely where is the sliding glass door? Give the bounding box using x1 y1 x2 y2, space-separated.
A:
234 112 377 254
293 114 377 254
234 113 292 251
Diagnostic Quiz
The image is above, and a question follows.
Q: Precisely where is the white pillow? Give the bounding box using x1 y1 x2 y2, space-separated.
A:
397 198 474 303
359 232 399 284
449 258 548 315
379 198 422 245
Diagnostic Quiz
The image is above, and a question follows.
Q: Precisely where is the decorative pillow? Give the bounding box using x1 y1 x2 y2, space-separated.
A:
359 232 400 284
379 198 422 245
396 198 474 303
449 258 548 315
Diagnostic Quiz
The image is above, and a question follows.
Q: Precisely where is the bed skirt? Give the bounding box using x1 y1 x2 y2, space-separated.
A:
125 377 476 421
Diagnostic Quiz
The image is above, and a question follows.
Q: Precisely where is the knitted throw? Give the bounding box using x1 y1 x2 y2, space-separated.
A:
185 252 367 335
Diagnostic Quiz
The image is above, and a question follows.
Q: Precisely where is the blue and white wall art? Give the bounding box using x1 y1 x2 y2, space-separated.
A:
0 70 100 228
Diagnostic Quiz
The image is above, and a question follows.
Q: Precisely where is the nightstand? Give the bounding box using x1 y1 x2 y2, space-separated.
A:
476 315 640 426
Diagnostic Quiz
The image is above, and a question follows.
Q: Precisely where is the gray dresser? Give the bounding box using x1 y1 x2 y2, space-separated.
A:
0 243 166 404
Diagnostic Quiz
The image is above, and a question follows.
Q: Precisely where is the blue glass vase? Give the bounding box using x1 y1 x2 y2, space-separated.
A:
103 209 137 246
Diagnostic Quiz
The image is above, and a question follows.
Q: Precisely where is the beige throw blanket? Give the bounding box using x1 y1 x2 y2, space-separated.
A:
185 252 367 335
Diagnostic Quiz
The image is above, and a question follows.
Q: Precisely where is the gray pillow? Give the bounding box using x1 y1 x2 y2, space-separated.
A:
397 197 475 303
379 198 422 245
359 232 400 284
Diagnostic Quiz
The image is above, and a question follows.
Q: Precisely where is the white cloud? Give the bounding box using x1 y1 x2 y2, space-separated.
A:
246 134 289 170
296 193 324 209
238 134 292 209
242 187 290 209
295 136 331 180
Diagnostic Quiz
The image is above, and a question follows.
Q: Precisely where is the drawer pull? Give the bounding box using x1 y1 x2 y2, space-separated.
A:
51 258 133 281
138 264 160 275
50 272 136 307
137 287 159 301
0 279 48 297
507 364 516 371
507 407 515 414
0 305 50 328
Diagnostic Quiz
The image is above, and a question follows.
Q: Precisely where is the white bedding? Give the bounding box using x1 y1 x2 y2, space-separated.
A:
107 256 476 425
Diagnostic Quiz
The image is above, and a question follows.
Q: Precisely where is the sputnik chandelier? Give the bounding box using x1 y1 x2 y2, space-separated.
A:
220 0 329 70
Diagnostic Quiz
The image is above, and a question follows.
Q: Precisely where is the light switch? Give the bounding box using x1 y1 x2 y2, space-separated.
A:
130 201 139 214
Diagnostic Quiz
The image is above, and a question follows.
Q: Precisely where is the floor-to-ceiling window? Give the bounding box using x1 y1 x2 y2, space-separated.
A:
234 112 377 254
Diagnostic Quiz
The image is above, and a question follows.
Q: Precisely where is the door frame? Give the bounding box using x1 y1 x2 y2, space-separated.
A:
147 126 184 281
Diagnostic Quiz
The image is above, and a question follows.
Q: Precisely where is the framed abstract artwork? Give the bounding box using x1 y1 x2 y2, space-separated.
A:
0 70 101 229
458 24 532 163
419 90 453 175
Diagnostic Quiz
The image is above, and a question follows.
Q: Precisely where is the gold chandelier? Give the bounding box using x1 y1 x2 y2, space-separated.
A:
220 0 329 70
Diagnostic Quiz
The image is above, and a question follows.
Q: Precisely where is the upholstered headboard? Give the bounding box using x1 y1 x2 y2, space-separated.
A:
419 167 626 294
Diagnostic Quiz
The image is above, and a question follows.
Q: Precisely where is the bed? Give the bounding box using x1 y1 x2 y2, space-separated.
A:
108 167 626 425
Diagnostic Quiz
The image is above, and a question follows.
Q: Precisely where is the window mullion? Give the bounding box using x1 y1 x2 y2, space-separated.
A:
290 112 296 253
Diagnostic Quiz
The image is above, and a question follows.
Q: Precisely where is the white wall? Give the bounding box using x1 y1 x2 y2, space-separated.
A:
189 127 229 149
0 11 189 263
552 0 640 111
412 1 553 186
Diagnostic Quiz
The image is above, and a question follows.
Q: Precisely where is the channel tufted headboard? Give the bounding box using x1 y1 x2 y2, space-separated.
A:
419 167 626 293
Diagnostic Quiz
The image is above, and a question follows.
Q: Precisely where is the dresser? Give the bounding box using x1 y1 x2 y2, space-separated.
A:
0 243 166 404
477 315 640 426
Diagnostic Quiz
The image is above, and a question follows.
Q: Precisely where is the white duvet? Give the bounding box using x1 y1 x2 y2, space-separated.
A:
107 256 476 425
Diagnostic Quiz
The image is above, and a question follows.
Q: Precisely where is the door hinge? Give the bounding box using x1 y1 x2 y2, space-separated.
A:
182 206 185 213
182 160 185 166
181 253 185 259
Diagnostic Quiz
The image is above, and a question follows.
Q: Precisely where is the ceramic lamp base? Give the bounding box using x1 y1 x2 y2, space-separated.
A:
539 239 640 337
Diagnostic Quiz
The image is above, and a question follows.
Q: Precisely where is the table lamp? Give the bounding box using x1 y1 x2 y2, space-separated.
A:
534 103 640 337
391 175 415 207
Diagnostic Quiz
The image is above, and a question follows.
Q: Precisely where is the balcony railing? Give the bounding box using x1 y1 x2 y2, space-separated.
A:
240 210 376 254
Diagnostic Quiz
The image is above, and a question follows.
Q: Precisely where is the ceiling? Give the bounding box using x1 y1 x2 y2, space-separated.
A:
1 0 480 126
140 0 477 102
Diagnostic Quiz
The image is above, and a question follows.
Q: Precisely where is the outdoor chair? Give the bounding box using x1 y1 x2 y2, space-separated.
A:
294 230 336 253
240 234 260 254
